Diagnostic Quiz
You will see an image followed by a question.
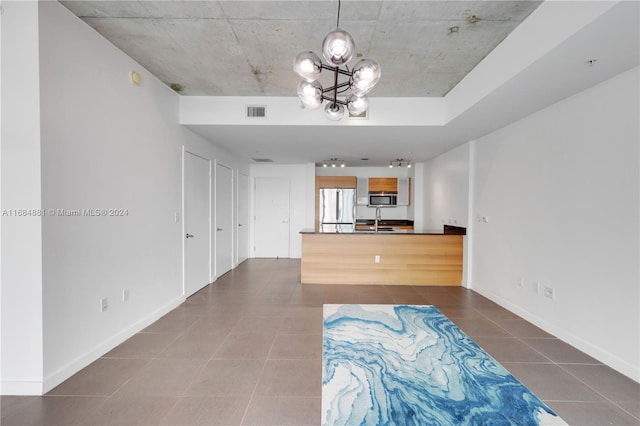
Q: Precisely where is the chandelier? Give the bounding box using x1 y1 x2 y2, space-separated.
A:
293 0 381 120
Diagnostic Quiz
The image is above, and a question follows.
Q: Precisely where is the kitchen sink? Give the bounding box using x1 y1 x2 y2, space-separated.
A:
354 227 396 233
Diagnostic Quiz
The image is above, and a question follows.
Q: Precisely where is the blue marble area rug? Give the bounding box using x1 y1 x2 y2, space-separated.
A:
322 304 567 426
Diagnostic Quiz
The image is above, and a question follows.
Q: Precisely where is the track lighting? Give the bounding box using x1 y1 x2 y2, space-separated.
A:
389 159 412 168
320 158 346 168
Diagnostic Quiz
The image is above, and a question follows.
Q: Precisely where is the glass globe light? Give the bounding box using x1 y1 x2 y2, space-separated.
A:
297 80 323 109
351 58 381 96
346 94 368 115
324 102 344 120
322 29 355 66
293 51 322 82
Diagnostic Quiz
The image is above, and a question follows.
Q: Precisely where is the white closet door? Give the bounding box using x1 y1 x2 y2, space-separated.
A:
215 163 233 277
184 151 211 297
254 177 290 258
237 172 250 264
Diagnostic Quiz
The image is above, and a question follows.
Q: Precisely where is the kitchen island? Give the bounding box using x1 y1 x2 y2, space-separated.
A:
300 227 464 286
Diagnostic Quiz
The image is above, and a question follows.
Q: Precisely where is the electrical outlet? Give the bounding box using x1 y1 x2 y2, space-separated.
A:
375 255 380 263
535 282 541 294
100 298 108 312
122 289 130 302
543 286 555 299
519 277 525 287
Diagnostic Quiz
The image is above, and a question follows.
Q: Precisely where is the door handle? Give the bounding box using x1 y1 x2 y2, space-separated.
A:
238 223 243 227
186 233 194 238
217 227 223 232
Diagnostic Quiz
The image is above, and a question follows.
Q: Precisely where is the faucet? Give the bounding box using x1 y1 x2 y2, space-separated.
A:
375 206 382 233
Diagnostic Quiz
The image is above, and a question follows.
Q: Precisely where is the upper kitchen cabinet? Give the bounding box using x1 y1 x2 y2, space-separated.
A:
368 177 397 194
316 176 357 189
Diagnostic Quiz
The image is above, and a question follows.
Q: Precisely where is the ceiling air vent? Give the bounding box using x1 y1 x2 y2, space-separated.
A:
252 158 274 163
348 108 368 120
246 105 266 118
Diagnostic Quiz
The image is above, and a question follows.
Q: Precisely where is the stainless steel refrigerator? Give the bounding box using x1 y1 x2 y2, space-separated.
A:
319 188 356 232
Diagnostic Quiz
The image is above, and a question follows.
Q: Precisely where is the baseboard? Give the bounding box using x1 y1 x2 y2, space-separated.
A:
39 295 185 395
472 285 639 383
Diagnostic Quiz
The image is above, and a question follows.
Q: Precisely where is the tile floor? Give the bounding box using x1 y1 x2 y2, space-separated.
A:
1 258 638 425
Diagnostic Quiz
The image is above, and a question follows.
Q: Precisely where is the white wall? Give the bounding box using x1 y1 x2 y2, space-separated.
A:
39 2 183 394
421 144 470 229
1 1 249 395
249 164 315 258
471 67 639 381
0 0 44 395
420 143 472 287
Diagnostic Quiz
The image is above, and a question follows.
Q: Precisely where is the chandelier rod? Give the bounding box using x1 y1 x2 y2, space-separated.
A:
329 0 344 112
331 68 339 108
320 63 352 76
322 81 350 94
322 96 348 106
322 96 347 106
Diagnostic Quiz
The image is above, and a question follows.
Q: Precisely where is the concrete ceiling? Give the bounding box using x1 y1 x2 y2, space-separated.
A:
60 1 639 166
60 0 541 97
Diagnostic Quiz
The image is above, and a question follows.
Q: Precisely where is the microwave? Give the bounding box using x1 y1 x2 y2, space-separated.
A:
369 194 397 206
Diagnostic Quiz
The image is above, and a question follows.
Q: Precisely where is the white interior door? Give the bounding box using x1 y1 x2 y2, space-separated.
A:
254 177 290 258
237 172 249 264
184 151 211 297
215 163 233 277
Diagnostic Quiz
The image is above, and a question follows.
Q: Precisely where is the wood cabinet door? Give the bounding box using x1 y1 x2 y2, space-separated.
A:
368 177 397 193
317 176 357 188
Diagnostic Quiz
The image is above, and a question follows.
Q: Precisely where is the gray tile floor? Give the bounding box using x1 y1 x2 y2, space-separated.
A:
2 259 638 425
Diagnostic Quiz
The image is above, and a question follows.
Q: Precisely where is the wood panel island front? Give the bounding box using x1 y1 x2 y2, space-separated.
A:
300 228 464 286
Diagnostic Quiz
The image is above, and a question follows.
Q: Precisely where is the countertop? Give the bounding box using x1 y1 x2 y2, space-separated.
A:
300 228 462 236
355 219 414 226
